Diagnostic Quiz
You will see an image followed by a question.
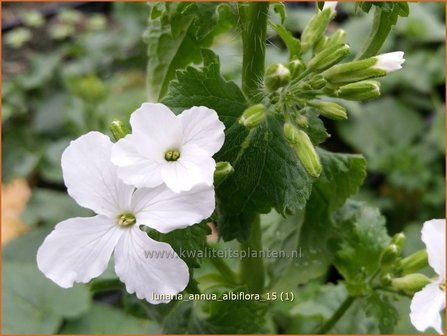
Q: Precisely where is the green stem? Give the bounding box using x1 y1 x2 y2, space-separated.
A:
239 2 269 102
239 215 265 293
208 253 239 285
318 295 356 334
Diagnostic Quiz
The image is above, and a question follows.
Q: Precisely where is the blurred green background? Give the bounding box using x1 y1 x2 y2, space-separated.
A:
2 2 445 334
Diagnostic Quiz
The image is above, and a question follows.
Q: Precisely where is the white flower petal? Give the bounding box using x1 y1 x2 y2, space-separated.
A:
374 51 405 73
62 132 134 217
410 281 445 334
129 103 183 150
131 184 215 233
114 226 189 304
112 135 164 188
178 106 225 155
36 216 123 288
323 1 337 13
161 145 215 193
422 219 445 279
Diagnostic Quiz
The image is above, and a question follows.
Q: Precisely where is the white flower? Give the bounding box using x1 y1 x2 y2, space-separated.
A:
323 1 338 15
111 103 225 193
410 219 445 334
36 132 215 304
374 51 405 73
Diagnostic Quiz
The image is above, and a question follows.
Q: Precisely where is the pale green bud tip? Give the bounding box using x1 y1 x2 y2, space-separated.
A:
214 162 234 184
283 122 300 144
391 274 431 295
118 213 136 226
265 64 291 91
239 104 266 129
287 59 305 77
336 80 380 101
380 244 400 267
110 120 130 141
284 123 321 177
399 249 428 275
391 232 406 250
311 101 347 120
374 51 405 73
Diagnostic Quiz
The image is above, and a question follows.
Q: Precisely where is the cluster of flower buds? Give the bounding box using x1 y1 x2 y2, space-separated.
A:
378 231 433 295
256 1 406 180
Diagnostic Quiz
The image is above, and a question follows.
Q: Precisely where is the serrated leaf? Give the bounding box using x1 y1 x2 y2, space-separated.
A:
217 115 313 241
266 151 366 289
334 203 390 294
362 292 398 333
2 262 91 334
317 149 366 211
162 52 247 127
146 3 233 101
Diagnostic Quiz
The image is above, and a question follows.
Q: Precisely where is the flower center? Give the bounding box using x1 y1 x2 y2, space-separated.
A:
118 213 136 226
164 149 181 162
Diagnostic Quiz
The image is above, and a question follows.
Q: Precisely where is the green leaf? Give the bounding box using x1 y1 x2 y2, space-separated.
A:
151 221 211 269
217 115 313 241
145 3 233 101
265 151 366 289
362 292 398 333
162 51 247 128
3 227 52 262
61 303 160 334
22 189 93 228
317 149 366 211
334 203 390 294
163 296 269 333
2 262 91 334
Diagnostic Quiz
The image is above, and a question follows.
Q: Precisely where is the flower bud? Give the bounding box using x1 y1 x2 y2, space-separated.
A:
399 250 429 275
322 51 405 85
110 120 130 141
391 274 431 295
391 232 406 251
239 104 266 129
214 161 234 185
326 29 346 47
380 244 400 268
310 101 347 120
295 115 309 129
265 64 291 91
284 123 321 177
287 59 305 77
375 51 405 73
336 80 381 101
322 1 338 16
308 44 350 73
309 75 327 89
381 273 393 286
301 3 336 53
